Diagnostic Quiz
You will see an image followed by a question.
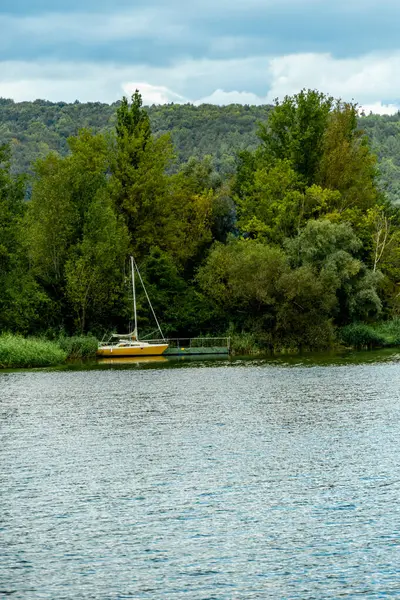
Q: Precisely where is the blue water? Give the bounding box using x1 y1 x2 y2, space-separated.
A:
1 355 400 598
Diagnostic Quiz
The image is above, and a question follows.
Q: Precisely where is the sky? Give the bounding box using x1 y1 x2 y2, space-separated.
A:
1 0 399 113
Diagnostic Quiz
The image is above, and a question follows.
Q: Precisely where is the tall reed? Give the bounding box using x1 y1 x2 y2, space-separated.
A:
57 335 98 359
0 334 67 369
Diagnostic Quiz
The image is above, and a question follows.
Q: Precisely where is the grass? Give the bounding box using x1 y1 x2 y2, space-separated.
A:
228 331 263 355
338 323 385 349
0 334 67 369
57 335 99 359
0 333 99 369
338 319 400 349
371 318 400 346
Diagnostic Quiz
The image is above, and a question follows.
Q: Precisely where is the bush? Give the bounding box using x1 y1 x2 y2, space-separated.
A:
0 334 67 368
338 324 386 349
229 331 262 355
57 335 98 359
373 319 400 346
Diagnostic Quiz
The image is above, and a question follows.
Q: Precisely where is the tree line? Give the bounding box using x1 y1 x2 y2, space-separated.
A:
1 97 400 204
1 89 400 350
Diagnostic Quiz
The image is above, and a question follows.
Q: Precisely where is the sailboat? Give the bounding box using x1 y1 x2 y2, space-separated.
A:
96 256 169 357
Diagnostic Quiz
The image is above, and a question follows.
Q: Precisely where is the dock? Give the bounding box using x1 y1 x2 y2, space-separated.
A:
149 337 230 356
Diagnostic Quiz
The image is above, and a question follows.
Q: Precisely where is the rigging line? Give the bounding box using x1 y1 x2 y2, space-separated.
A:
132 256 166 341
141 329 159 340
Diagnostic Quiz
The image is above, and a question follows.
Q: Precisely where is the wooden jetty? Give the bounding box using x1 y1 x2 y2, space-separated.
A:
148 337 230 356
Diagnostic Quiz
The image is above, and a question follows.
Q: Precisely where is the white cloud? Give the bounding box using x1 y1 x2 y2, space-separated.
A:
123 82 187 105
0 52 400 115
0 57 270 103
194 89 266 105
265 52 400 107
360 102 399 116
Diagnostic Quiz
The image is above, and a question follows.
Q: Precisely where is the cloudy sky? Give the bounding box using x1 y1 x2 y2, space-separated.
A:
1 0 399 112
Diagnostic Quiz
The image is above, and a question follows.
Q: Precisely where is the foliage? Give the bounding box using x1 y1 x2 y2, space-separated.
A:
371 318 400 346
258 89 333 185
137 248 222 337
57 335 99 359
0 334 67 368
0 144 53 334
317 102 380 212
65 191 129 332
285 219 383 323
227 330 263 355
197 239 336 349
338 323 386 349
1 99 400 198
1 89 400 353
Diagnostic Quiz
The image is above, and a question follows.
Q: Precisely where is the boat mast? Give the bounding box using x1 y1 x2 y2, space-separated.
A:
132 256 166 341
131 256 138 340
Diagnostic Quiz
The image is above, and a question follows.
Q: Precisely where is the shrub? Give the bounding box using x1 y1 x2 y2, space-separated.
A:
338 324 385 349
57 335 98 359
0 334 67 369
229 331 262 355
373 319 400 346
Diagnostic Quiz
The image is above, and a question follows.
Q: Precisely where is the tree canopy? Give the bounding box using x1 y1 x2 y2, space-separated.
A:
1 89 400 349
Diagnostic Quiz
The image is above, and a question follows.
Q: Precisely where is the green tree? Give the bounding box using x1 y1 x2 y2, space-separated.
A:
286 219 383 323
317 102 380 212
136 248 219 336
0 144 51 333
197 239 337 349
197 240 289 340
110 91 175 257
235 159 303 242
258 89 334 185
65 191 129 333
26 130 109 289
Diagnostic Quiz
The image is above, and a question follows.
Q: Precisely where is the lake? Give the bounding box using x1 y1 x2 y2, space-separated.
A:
1 351 400 598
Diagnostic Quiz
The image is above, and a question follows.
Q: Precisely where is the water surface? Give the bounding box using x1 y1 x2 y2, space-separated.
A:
1 352 400 598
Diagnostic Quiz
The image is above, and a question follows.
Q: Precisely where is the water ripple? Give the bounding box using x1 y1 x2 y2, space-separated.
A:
1 359 400 598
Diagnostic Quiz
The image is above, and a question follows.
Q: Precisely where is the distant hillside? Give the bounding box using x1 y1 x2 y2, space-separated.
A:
0 99 270 176
361 112 400 204
0 98 399 202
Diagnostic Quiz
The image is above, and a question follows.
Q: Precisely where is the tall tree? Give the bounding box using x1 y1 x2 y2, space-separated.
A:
65 191 129 333
110 91 174 257
26 130 109 290
286 219 383 324
317 102 380 212
258 89 334 185
0 144 51 333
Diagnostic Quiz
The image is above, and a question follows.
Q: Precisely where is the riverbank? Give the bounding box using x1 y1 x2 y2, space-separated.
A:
338 320 400 349
228 320 400 355
0 334 98 369
2 322 400 369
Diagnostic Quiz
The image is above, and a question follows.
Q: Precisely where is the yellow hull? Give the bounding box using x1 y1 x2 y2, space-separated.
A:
97 343 168 357
97 356 168 365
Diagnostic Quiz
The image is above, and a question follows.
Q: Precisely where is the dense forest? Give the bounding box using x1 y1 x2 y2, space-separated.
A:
1 98 400 204
0 99 269 179
1 89 400 351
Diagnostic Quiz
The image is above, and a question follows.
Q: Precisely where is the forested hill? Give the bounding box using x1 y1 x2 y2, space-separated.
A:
0 97 400 202
0 99 270 176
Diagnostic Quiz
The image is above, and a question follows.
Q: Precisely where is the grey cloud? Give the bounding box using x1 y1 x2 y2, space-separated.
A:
1 1 400 68
1 0 400 112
